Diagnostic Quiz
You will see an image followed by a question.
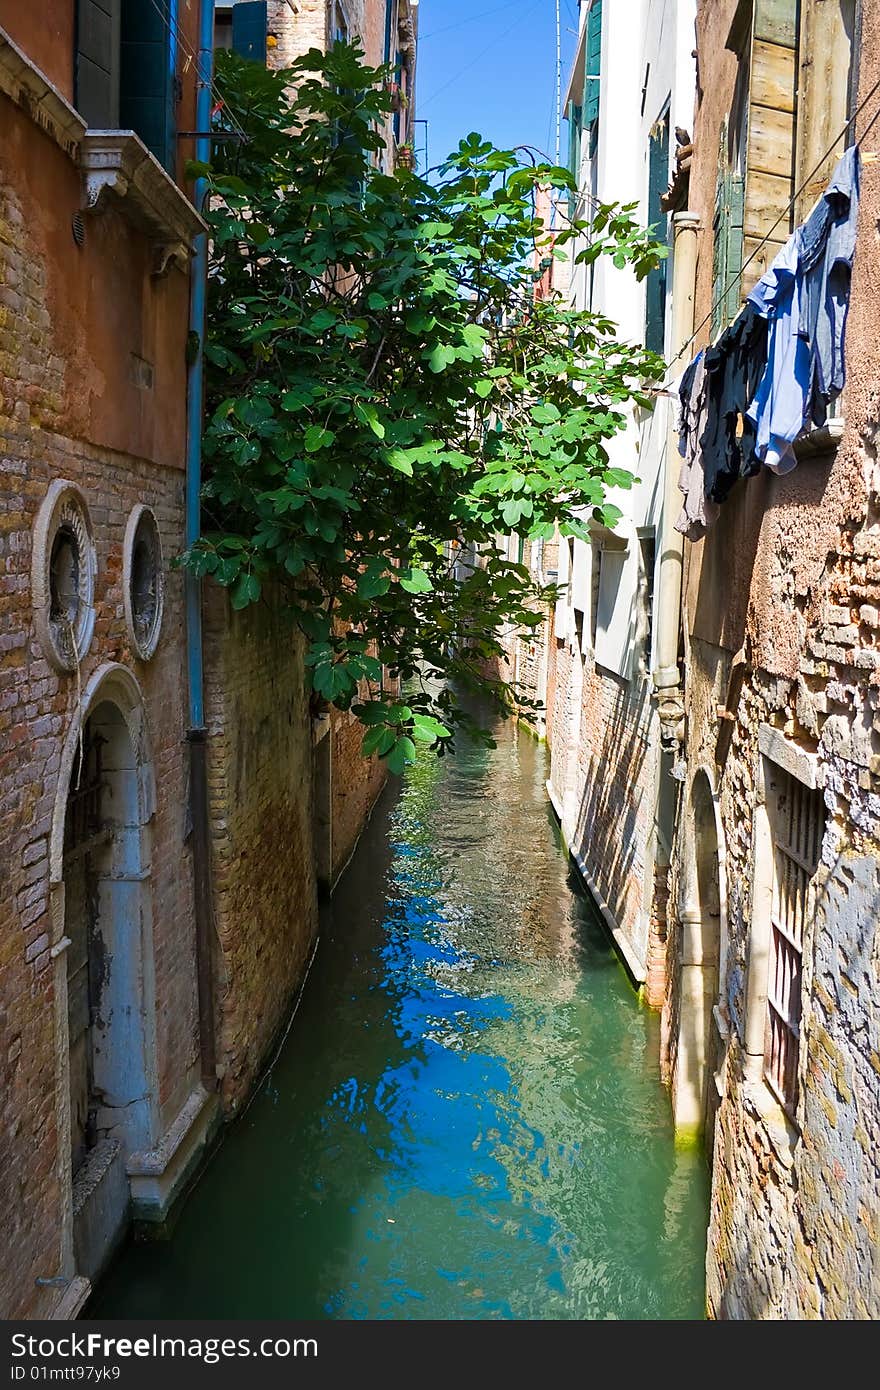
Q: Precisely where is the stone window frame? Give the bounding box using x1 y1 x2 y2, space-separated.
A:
32 480 97 675
123 505 165 662
744 724 825 1134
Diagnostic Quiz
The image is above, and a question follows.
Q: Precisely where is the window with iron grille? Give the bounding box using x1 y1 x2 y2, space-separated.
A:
764 769 825 1117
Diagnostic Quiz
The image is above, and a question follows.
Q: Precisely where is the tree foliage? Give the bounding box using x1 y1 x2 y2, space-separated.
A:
186 43 665 769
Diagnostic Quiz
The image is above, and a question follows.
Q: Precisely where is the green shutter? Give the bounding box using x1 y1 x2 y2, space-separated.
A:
645 116 669 353
711 168 745 333
232 2 268 63
566 101 582 216
75 0 121 128
119 0 175 170
583 0 602 128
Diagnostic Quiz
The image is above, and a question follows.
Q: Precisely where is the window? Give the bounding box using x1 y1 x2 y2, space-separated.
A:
214 6 234 50
645 112 670 353
75 0 178 170
330 1 350 46
637 533 656 673
583 0 602 130
764 768 825 1116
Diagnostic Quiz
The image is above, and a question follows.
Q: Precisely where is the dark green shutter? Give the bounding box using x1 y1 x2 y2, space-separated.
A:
645 115 669 354
711 168 744 333
75 0 121 128
232 2 268 63
119 0 175 170
583 0 602 128
566 101 582 216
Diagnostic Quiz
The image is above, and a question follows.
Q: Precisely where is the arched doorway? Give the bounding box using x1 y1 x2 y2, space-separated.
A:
674 770 725 1146
51 667 158 1285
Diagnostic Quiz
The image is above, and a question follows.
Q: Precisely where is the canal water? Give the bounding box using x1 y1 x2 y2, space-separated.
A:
93 720 708 1320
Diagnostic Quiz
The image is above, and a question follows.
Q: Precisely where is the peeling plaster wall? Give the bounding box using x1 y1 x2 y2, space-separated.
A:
666 0 880 1320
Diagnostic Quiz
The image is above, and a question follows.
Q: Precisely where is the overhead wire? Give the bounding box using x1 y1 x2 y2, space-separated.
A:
147 0 249 143
418 0 546 112
655 69 880 388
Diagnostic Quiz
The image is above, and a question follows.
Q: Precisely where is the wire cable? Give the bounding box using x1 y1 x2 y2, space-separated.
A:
418 0 546 112
655 71 880 386
147 0 249 142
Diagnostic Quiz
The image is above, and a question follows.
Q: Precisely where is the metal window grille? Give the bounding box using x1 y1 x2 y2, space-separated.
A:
764 771 825 1117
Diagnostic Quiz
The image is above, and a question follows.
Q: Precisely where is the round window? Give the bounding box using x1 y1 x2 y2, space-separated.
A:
32 482 96 673
123 506 164 660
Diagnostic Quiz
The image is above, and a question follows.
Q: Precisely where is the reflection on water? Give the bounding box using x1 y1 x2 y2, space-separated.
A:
93 720 707 1320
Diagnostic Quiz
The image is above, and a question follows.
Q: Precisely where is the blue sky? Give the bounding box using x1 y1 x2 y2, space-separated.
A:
415 0 578 172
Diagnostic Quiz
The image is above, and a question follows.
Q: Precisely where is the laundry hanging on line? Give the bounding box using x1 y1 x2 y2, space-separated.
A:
675 145 861 541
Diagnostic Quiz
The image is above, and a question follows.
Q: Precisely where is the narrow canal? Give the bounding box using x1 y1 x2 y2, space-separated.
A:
93 719 708 1320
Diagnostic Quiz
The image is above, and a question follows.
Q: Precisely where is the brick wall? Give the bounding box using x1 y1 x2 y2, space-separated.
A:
330 710 386 882
203 587 319 1112
0 101 198 1316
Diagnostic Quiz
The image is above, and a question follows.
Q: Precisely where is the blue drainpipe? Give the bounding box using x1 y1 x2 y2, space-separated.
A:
384 0 394 66
186 0 215 731
186 0 217 1088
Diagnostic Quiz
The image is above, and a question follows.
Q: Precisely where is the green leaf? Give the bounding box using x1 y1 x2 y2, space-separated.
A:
362 725 397 757
475 378 494 398
355 401 386 438
304 426 336 452
386 735 417 775
230 572 261 610
399 568 433 594
386 449 414 476
412 713 451 741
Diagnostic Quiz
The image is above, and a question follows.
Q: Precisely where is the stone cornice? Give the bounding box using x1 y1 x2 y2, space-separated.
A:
0 24 86 158
79 131 208 276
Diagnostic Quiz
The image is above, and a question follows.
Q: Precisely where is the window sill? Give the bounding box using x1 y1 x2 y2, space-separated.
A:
79 131 207 276
794 416 844 460
742 1075 800 1169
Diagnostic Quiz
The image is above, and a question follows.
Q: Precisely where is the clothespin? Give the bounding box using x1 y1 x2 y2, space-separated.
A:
862 152 878 165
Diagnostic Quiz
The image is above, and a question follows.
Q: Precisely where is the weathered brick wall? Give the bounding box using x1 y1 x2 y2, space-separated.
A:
330 710 386 882
0 101 198 1316
665 1 880 1320
203 587 319 1112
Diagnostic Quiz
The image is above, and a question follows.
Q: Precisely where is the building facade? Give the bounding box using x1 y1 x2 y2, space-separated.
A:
0 0 417 1319
659 0 880 1319
542 0 697 986
0 2 212 1317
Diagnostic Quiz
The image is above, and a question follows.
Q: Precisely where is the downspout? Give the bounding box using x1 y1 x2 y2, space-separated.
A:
186 0 217 1090
651 210 700 754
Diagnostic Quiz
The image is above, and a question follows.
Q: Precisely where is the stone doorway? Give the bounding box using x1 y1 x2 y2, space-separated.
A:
60 694 156 1283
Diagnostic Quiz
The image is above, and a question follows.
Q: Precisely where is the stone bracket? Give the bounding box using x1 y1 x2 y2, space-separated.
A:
79 132 207 275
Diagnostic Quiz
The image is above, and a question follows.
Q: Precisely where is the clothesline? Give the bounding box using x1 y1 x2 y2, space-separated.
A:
673 141 860 542
650 69 880 392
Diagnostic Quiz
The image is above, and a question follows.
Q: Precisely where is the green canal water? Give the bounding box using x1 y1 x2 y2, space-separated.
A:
93 720 708 1320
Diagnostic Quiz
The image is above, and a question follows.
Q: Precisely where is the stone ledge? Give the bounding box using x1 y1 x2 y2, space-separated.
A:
794 417 844 460
127 1084 220 1223
79 131 208 276
759 722 822 789
0 25 86 158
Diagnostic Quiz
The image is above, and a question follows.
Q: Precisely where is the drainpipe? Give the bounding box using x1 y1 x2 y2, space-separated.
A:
384 0 394 66
651 211 700 753
186 0 217 1090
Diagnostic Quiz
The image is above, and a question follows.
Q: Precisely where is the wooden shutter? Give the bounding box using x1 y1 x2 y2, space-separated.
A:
119 0 175 170
583 0 602 128
645 115 669 353
75 0 121 128
712 168 744 334
232 1 268 63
